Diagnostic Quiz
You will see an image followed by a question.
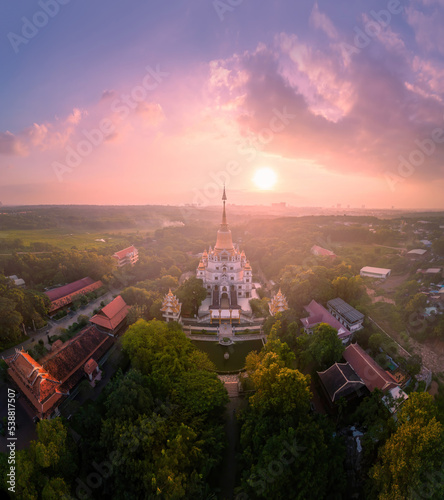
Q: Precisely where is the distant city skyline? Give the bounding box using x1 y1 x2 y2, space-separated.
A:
1 1 444 209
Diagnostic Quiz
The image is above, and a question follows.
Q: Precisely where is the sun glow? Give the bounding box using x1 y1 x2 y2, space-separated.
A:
253 167 277 190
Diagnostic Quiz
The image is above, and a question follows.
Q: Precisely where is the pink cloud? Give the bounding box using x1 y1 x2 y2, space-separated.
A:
0 132 27 156
309 3 338 40
406 4 444 55
205 40 444 182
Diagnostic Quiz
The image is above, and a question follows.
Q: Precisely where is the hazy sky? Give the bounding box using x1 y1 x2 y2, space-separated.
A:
1 0 444 208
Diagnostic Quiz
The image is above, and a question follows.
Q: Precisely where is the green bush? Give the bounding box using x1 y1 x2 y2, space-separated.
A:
416 380 426 392
53 309 68 320
375 353 390 370
77 315 89 327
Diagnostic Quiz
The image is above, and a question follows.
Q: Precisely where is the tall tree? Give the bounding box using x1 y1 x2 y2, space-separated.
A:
175 277 207 317
306 323 345 370
371 393 444 500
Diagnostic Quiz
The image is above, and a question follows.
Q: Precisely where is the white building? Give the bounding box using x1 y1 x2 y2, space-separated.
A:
360 266 391 279
161 289 182 323
112 245 139 268
196 188 254 324
8 275 25 287
327 298 364 333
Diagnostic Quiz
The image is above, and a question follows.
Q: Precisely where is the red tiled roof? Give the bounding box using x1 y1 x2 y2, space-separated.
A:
45 277 96 301
90 295 130 331
5 326 113 419
301 300 352 339
311 245 336 257
84 358 98 375
343 343 399 392
6 351 64 418
47 280 103 312
113 245 137 260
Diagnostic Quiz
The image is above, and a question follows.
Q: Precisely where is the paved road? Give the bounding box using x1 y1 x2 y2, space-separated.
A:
0 287 121 360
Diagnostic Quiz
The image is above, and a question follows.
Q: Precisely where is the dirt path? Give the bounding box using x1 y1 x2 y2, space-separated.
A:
366 287 395 305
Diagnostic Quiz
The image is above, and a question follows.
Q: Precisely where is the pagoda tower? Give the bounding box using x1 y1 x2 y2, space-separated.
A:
161 289 182 323
196 188 253 323
269 289 289 316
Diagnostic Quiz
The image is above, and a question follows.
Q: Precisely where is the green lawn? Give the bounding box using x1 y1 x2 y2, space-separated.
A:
191 339 264 372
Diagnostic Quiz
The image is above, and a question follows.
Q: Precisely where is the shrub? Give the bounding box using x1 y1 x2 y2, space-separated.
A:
53 310 68 320
416 380 426 392
77 315 89 327
375 353 390 370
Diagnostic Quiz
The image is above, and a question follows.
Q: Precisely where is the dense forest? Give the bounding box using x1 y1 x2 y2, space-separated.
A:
1 207 444 498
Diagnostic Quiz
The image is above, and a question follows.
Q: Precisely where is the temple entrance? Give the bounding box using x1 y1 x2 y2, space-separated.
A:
220 292 230 309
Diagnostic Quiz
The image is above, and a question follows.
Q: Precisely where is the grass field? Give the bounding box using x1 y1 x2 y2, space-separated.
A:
0 228 145 251
191 339 264 372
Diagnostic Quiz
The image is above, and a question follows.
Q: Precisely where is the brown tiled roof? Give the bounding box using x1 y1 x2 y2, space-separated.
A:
90 295 130 330
51 339 63 351
58 335 114 392
343 343 399 392
43 326 109 382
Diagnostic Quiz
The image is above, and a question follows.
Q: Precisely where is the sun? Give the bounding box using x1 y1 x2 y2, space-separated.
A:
253 167 277 190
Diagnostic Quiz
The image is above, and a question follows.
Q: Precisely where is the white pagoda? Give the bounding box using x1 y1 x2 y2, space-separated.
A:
269 289 289 316
161 289 182 323
196 188 253 324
